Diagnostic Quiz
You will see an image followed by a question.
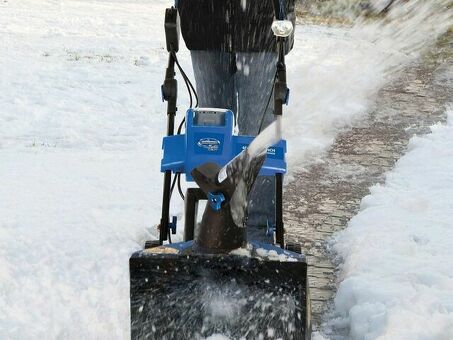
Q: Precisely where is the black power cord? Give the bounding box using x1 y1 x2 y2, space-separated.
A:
172 50 198 136
177 118 186 135
177 173 185 200
169 173 178 199
171 50 199 108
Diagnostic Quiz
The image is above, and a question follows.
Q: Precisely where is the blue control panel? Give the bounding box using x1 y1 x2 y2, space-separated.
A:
161 108 287 181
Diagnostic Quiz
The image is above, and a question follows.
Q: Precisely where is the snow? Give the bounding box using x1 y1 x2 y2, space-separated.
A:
204 335 231 340
228 242 302 263
0 150 159 338
320 106 453 339
255 247 298 263
247 115 283 158
1 0 172 337
0 0 451 338
285 0 452 173
230 244 252 257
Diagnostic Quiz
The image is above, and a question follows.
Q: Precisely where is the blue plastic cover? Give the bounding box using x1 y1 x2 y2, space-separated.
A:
161 109 287 181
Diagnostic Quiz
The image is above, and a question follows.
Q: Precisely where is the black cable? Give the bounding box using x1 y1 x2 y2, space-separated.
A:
181 67 193 109
170 173 185 202
258 71 278 134
171 51 199 107
169 173 177 200
169 46 193 108
171 50 198 135
177 173 185 200
177 117 186 134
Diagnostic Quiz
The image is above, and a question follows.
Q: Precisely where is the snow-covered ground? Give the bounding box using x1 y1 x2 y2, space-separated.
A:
318 106 453 340
0 0 451 338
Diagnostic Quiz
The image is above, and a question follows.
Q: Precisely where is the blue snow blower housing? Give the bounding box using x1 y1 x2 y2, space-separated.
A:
161 108 287 181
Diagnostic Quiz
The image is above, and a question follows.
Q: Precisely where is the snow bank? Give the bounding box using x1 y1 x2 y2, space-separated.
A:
0 150 161 338
0 0 174 337
324 106 453 339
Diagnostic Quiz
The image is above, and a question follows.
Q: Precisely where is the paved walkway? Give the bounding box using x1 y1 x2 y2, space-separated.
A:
284 32 452 328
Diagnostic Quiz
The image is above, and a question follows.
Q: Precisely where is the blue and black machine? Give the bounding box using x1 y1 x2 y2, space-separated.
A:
129 4 311 340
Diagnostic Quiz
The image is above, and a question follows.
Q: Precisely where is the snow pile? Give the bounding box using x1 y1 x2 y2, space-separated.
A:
0 0 171 338
323 106 453 339
0 150 163 338
285 0 452 172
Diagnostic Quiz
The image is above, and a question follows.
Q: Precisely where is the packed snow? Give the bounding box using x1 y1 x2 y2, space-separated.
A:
0 0 451 338
317 106 453 339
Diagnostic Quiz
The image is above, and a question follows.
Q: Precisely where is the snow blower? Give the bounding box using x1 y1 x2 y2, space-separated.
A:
130 6 311 340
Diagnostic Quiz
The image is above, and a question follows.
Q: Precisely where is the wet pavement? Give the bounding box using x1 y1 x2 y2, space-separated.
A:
284 31 453 329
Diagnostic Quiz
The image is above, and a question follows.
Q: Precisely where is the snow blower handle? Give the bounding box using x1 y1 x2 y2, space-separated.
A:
271 0 293 116
159 6 180 244
164 7 180 53
271 1 293 245
274 43 288 117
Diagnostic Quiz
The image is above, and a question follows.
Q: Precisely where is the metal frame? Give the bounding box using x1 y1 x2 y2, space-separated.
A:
159 5 290 247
